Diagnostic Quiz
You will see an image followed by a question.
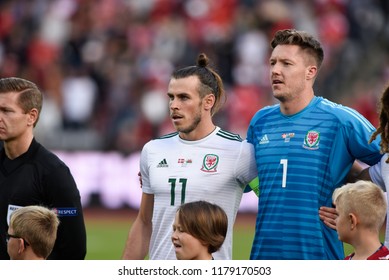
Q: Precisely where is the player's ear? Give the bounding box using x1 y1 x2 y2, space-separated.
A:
17 239 26 254
306 65 317 81
203 93 215 112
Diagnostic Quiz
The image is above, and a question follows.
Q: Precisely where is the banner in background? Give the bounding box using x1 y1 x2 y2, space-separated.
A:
54 151 258 211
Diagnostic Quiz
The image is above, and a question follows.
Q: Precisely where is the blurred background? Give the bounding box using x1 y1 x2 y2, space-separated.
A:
1 0 389 212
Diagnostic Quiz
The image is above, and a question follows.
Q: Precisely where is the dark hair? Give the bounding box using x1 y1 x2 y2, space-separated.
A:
0 77 43 127
271 29 324 69
177 200 227 254
171 53 225 116
369 83 389 162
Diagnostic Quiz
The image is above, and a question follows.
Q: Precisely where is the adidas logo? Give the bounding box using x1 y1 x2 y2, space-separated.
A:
157 159 169 168
259 134 269 144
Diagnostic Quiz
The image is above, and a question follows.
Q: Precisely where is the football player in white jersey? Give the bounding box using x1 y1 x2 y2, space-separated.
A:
122 53 259 260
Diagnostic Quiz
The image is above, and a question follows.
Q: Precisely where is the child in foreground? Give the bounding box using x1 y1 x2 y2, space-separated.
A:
171 201 228 260
333 180 389 260
7 205 60 260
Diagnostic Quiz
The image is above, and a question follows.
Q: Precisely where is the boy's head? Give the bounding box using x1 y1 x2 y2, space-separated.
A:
7 205 60 260
332 180 387 243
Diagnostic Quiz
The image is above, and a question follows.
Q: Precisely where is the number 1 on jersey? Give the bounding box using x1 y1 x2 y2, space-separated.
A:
169 178 187 205
280 159 287 188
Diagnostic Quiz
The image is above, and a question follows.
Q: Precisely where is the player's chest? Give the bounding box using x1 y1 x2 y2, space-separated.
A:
148 149 238 191
150 150 231 177
254 122 335 153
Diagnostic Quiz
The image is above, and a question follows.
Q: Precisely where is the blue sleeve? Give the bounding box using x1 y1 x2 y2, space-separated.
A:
344 112 382 165
329 109 382 187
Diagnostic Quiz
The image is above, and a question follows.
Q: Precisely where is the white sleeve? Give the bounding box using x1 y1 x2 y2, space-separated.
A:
380 154 389 247
369 155 385 191
140 142 153 194
235 140 258 187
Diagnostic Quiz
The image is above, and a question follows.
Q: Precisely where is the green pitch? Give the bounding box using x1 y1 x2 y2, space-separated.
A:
84 215 364 260
84 219 255 260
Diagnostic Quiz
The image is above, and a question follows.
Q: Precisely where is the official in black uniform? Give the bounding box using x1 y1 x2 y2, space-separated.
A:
0 77 86 259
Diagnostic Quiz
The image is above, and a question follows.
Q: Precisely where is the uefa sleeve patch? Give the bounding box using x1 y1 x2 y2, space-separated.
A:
52 207 79 217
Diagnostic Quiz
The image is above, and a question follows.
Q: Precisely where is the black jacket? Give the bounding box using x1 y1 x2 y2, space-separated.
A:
0 138 86 259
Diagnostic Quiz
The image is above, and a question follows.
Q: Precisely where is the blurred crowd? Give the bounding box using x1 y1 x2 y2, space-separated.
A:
1 0 389 154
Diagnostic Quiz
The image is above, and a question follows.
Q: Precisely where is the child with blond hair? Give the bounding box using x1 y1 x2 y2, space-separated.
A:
7 205 60 260
333 180 389 260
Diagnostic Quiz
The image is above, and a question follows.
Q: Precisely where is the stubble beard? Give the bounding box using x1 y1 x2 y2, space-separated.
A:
273 90 288 103
178 112 202 135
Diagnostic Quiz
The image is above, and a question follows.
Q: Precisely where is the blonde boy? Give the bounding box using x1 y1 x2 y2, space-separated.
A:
7 205 60 260
333 180 389 260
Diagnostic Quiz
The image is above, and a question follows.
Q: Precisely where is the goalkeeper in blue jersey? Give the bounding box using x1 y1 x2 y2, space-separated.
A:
247 29 383 260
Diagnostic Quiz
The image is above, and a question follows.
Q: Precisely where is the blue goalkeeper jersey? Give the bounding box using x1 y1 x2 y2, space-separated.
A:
247 96 382 260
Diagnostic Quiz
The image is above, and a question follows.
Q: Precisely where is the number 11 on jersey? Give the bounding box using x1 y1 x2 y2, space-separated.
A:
168 178 188 205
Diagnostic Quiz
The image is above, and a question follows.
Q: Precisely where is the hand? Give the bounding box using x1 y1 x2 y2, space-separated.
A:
319 206 337 230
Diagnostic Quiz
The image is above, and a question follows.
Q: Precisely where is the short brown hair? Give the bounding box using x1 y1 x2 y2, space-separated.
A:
271 29 324 69
177 200 228 254
0 77 43 126
10 205 60 259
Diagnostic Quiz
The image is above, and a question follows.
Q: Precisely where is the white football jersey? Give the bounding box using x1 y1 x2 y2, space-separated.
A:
141 127 258 260
369 153 389 247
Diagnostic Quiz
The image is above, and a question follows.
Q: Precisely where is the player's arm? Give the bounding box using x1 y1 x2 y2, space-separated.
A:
244 177 260 196
45 166 87 260
351 155 386 191
346 160 368 182
319 160 371 230
122 192 154 259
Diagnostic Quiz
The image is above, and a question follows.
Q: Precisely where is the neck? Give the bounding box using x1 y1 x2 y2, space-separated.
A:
4 133 33 160
193 251 213 260
349 230 382 260
179 121 216 141
279 92 314 115
22 254 45 260
20 248 45 260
